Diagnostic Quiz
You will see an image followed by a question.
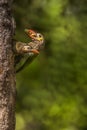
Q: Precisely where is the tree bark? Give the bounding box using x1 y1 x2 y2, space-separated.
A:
0 0 16 130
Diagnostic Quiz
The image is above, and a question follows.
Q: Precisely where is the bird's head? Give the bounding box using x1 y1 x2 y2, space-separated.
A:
25 29 44 43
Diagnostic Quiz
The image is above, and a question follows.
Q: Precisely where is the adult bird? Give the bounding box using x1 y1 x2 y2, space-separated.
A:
14 29 45 73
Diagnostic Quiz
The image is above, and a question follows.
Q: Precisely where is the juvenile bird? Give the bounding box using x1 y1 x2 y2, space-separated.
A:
25 29 44 54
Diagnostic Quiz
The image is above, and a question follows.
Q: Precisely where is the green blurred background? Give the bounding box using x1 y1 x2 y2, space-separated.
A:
13 0 87 130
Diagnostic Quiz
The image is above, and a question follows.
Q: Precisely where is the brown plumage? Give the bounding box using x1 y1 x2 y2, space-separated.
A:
14 29 45 73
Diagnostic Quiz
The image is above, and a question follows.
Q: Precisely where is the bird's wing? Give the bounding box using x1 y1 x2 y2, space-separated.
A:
16 53 38 73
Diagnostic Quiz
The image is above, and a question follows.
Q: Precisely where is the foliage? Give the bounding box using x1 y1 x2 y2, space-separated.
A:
14 0 87 130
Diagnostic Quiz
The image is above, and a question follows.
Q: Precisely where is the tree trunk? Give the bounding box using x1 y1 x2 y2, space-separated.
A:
0 0 16 130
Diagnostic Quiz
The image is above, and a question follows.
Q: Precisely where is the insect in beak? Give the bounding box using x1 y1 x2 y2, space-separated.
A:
25 29 36 39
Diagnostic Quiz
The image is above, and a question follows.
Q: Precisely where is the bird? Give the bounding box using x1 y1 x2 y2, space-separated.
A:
14 29 45 73
25 29 45 53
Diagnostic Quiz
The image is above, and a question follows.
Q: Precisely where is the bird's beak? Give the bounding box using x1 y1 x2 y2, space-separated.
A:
37 37 43 41
31 49 40 54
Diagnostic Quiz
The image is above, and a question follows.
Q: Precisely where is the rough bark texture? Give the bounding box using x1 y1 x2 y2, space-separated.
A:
0 0 16 130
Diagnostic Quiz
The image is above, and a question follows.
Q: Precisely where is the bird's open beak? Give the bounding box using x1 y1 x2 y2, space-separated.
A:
31 49 39 54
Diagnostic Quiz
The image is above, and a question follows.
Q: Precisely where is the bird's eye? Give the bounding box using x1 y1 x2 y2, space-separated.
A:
39 34 42 37
27 47 30 49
